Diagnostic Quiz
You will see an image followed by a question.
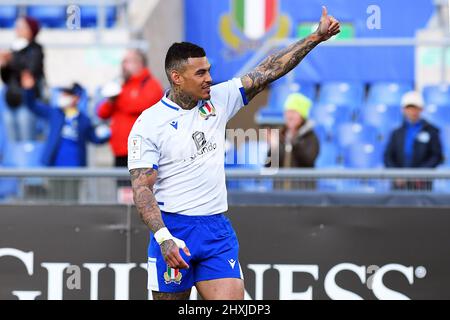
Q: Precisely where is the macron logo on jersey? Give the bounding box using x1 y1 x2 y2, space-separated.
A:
169 121 178 130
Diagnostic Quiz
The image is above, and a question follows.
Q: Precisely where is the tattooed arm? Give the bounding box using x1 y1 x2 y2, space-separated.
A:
241 6 340 101
130 168 190 269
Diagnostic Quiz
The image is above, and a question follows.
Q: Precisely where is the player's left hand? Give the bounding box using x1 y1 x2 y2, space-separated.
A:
315 6 340 42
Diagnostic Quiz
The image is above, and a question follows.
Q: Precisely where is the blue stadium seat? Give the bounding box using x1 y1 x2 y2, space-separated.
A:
343 142 383 168
317 81 364 110
367 81 413 106
255 108 284 125
423 104 450 129
313 124 332 144
0 113 5 165
310 103 353 130
362 103 403 137
3 141 44 168
27 6 66 28
315 142 340 168
256 82 315 124
0 177 19 200
339 179 389 193
433 169 450 193
0 141 45 200
80 6 117 28
335 122 380 149
440 125 450 168
423 84 450 106
268 81 315 109
340 142 386 192
0 6 18 28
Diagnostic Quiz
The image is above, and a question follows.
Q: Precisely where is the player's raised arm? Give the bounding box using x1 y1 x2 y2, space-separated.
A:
130 167 191 269
241 6 340 102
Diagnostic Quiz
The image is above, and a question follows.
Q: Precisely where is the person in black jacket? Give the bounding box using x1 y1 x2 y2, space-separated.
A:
0 16 44 141
384 91 443 191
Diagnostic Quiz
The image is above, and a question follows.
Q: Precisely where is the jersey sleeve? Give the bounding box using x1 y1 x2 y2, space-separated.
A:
127 119 160 171
212 77 249 122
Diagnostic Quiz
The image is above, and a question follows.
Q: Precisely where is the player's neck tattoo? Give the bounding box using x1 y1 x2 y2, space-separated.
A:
168 86 198 110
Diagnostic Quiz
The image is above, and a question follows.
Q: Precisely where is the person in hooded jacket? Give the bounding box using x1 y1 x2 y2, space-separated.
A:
266 92 320 189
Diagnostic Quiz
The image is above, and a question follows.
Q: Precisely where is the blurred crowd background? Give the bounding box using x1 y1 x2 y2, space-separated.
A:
0 0 449 199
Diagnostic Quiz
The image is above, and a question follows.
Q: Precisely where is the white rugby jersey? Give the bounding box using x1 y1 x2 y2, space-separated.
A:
128 78 248 216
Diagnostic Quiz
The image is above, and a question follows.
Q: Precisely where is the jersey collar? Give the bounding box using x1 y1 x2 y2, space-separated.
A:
161 90 207 112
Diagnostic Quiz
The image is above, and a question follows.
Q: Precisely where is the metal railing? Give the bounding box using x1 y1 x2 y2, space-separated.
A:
0 168 450 205
1 167 450 178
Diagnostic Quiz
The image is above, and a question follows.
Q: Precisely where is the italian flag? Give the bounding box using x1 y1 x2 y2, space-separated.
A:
167 267 179 280
200 103 213 116
234 0 277 40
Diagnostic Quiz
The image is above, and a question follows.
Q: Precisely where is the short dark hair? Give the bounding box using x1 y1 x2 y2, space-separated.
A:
165 42 206 83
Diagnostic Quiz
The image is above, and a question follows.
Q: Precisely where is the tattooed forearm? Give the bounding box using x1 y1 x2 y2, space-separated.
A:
241 33 322 101
130 168 165 233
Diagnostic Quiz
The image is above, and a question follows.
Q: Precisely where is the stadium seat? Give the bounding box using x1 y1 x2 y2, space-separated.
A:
256 82 315 124
0 6 18 28
367 81 413 106
423 84 450 106
440 125 450 168
315 142 340 168
26 6 66 28
313 124 332 144
335 122 380 149
310 103 353 130
255 108 284 125
268 81 316 109
0 116 5 166
343 142 383 169
433 169 450 193
3 141 44 168
0 177 19 200
423 104 450 129
80 6 117 28
362 103 403 137
317 81 364 110
0 141 45 200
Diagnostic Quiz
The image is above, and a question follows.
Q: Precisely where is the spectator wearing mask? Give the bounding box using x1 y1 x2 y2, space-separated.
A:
266 92 320 189
96 49 164 167
384 91 443 190
0 16 44 141
22 73 110 167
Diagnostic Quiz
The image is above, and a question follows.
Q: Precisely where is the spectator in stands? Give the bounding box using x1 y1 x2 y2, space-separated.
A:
0 16 44 141
384 91 443 190
96 49 164 168
266 92 319 189
22 73 110 167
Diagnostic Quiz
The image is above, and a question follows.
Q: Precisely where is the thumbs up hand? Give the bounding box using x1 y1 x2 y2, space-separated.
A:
315 6 341 42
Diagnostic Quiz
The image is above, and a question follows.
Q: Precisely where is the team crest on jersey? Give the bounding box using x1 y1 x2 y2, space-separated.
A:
199 101 216 120
164 266 182 284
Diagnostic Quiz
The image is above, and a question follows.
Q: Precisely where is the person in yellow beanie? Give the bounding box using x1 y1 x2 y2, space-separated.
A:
266 92 320 173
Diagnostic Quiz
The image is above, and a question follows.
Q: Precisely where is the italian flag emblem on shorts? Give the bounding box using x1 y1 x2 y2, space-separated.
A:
164 266 183 284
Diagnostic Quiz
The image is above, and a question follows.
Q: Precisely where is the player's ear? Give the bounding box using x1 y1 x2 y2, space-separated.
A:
170 70 182 86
